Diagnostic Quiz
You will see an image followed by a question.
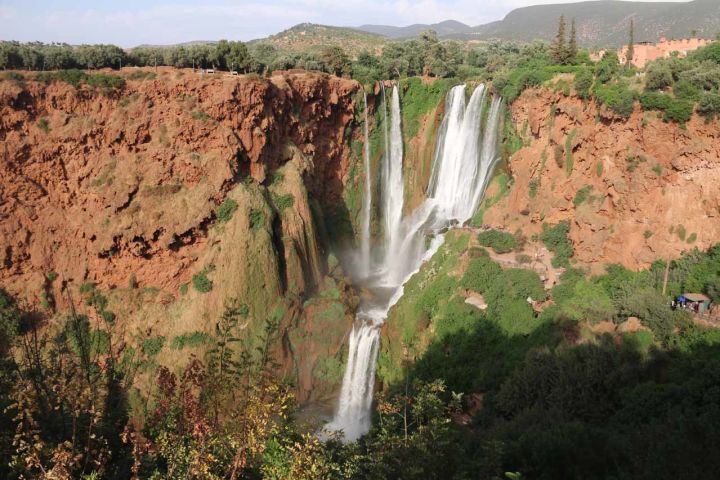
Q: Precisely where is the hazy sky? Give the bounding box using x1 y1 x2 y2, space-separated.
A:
0 0 690 47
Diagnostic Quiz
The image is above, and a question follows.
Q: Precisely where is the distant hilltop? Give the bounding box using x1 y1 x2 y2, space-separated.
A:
355 0 720 47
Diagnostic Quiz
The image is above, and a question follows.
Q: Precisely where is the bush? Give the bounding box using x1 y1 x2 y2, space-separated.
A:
594 82 636 118
574 68 594 99
573 185 593 206
697 90 720 119
461 257 502 293
541 221 573 268
192 266 214 293
272 193 294 212
171 331 212 350
640 92 694 123
249 208 265 230
477 230 517 254
645 63 674 91
37 118 50 133
560 280 616 323
142 336 165 356
216 198 238 223
673 79 701 101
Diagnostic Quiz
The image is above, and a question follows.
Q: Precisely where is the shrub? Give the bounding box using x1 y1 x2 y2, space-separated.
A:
687 233 697 244
191 110 212 122
594 82 636 117
573 185 593 206
37 118 50 133
477 229 517 254
142 336 165 356
461 257 502 293
594 52 620 84
529 178 539 198
540 221 573 268
565 130 577 175
662 98 694 123
676 224 687 241
272 193 294 212
560 280 616 323
698 90 720 119
673 79 701 101
690 42 720 64
179 283 188 295
192 266 214 293
574 68 594 99
171 331 212 350
249 208 265 230
216 198 238 223
645 63 674 91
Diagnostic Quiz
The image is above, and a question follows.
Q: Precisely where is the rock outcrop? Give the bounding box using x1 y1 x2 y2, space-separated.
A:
483 86 720 272
0 68 362 403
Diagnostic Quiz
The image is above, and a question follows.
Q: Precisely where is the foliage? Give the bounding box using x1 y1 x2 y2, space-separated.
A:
400 77 451 138
697 90 720 119
540 221 573 267
192 265 215 293
573 68 594 99
594 81 636 117
216 198 238 223
477 229 517 254
272 193 295 212
171 331 213 350
142 336 165 356
249 208 265 230
573 184 593 206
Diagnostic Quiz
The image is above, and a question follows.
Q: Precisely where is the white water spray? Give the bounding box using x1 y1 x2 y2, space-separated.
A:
359 91 372 278
383 86 405 282
324 84 503 442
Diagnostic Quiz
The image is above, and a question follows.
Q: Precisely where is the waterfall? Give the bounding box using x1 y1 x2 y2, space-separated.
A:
324 83 502 442
382 86 405 284
359 91 372 278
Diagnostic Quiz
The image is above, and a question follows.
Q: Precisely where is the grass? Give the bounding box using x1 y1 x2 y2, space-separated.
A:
565 129 577 176
676 224 687 241
399 77 452 139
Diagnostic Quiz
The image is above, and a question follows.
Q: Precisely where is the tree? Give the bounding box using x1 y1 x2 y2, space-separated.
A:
568 17 578 64
320 46 351 77
626 18 635 68
550 15 568 65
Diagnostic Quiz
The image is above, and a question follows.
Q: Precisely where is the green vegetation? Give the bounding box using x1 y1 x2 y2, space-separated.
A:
272 193 295 212
216 198 238 223
192 265 215 293
564 129 576 175
37 118 49 133
477 229 517 254
249 208 265 230
594 81 636 117
191 110 212 122
540 221 573 267
142 336 165 357
171 331 213 350
573 184 592 206
399 77 452 138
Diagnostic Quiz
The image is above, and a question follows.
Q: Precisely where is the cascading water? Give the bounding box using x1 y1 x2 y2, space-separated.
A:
324 83 503 442
382 86 405 284
359 91 372 278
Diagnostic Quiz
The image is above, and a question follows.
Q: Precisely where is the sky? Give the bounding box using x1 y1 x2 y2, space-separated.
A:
0 0 690 47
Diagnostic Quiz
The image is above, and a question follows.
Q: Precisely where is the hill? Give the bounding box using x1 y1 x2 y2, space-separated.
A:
251 23 385 57
466 0 720 47
355 0 719 47
357 19 473 39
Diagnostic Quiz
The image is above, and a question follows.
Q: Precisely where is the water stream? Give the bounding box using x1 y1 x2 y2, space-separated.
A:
324 83 503 441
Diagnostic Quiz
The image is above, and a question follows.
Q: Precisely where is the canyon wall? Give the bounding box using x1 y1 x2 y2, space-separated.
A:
483 85 720 272
0 69 364 403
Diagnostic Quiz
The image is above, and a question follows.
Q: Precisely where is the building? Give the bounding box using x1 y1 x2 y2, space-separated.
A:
619 37 714 69
675 293 712 313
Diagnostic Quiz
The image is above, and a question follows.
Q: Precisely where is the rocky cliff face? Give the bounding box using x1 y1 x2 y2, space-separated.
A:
0 69 362 403
483 86 720 271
